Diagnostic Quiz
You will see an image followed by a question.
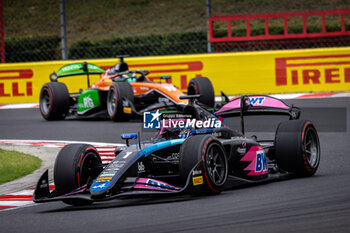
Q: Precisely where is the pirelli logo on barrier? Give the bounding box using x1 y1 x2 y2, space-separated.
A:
0 69 34 97
275 54 350 86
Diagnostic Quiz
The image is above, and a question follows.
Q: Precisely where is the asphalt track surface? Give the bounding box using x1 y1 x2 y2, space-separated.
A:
0 98 350 233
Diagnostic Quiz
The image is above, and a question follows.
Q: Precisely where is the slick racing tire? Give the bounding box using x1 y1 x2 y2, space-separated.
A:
187 77 215 108
275 119 320 177
180 135 228 195
107 82 134 121
54 144 102 206
39 82 70 120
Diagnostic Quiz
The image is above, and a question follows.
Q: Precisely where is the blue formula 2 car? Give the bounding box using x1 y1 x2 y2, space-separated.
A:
33 95 320 206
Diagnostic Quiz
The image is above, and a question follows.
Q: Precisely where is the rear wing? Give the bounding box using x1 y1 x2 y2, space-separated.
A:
49 62 105 87
215 95 300 135
216 95 300 119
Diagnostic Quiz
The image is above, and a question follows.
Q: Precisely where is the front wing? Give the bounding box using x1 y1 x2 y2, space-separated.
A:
33 161 204 203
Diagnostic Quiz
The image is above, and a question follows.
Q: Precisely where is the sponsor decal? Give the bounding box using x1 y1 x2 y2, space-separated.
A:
152 152 179 162
240 146 268 176
158 97 170 103
134 178 181 192
122 100 129 106
255 151 268 173
39 180 48 189
138 162 145 172
100 173 116 177
77 90 101 113
60 64 81 73
83 95 94 108
249 97 265 105
146 179 180 190
58 63 103 75
97 177 112 181
163 85 177 92
275 54 350 86
237 142 247 154
237 147 246 154
123 107 132 114
91 182 110 191
102 160 126 174
192 170 202 176
169 152 180 160
192 176 203 186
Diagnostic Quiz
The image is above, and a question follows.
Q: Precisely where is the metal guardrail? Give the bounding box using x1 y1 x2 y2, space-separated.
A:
209 9 350 43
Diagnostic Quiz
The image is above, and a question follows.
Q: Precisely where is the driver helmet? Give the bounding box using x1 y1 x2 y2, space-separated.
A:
114 62 129 72
107 61 129 75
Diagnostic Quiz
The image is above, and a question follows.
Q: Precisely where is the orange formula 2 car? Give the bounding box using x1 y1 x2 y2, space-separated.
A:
39 58 215 121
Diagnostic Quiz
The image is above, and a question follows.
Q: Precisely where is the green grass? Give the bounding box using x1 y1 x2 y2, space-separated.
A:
4 0 350 43
0 148 42 185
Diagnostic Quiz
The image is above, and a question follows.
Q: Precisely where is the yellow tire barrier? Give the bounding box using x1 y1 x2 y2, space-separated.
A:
0 47 349 104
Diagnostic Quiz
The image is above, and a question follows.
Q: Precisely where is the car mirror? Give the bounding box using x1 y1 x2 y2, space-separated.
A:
160 75 171 83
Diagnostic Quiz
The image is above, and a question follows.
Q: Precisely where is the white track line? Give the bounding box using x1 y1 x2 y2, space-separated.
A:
0 103 39 109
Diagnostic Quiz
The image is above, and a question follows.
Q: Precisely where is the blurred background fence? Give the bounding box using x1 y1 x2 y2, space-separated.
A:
1 0 350 63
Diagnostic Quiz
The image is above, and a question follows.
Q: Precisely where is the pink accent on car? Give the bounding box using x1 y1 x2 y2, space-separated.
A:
240 146 268 176
134 178 182 192
215 96 290 114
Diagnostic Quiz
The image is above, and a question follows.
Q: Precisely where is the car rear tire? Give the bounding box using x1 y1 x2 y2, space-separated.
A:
54 144 102 205
39 82 70 120
107 82 134 121
275 119 320 176
187 77 215 108
180 135 228 195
